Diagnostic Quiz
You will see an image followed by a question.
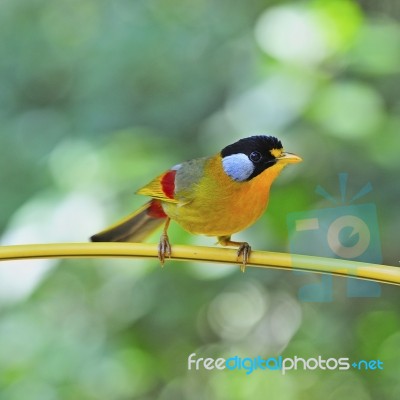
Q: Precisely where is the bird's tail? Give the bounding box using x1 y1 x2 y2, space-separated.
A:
90 200 167 243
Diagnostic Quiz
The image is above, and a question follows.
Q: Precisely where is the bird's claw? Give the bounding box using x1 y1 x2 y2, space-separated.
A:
237 242 251 273
158 234 171 267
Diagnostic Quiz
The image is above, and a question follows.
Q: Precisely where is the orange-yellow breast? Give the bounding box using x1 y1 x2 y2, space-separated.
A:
163 154 285 236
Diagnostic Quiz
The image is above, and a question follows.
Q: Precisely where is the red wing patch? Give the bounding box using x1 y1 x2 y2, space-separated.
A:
160 170 176 199
147 200 167 219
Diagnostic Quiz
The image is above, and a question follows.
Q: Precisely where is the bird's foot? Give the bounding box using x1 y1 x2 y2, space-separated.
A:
237 242 251 273
217 236 252 272
158 233 171 267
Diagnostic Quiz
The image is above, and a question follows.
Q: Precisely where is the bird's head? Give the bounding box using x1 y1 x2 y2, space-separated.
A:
220 135 302 182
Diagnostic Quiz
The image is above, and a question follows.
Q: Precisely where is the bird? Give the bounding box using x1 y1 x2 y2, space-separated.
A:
91 135 302 271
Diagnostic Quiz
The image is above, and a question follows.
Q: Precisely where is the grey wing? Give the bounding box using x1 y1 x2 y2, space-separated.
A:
172 156 209 205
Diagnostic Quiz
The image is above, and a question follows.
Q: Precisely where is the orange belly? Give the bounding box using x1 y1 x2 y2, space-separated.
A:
163 156 283 236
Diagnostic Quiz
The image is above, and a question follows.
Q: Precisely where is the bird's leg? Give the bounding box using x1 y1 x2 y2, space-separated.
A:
217 235 251 272
158 218 171 267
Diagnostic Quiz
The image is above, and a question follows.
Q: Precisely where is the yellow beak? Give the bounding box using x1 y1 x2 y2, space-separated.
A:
276 152 302 164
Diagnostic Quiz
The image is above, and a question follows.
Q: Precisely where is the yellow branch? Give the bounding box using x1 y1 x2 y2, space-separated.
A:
0 242 399 286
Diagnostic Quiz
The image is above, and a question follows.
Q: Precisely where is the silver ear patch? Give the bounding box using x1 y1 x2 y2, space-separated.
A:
222 153 255 182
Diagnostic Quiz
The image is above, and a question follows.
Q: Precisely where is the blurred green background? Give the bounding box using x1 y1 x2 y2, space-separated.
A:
0 0 399 398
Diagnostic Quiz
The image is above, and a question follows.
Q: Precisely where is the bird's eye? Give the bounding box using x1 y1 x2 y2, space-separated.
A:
249 151 262 163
